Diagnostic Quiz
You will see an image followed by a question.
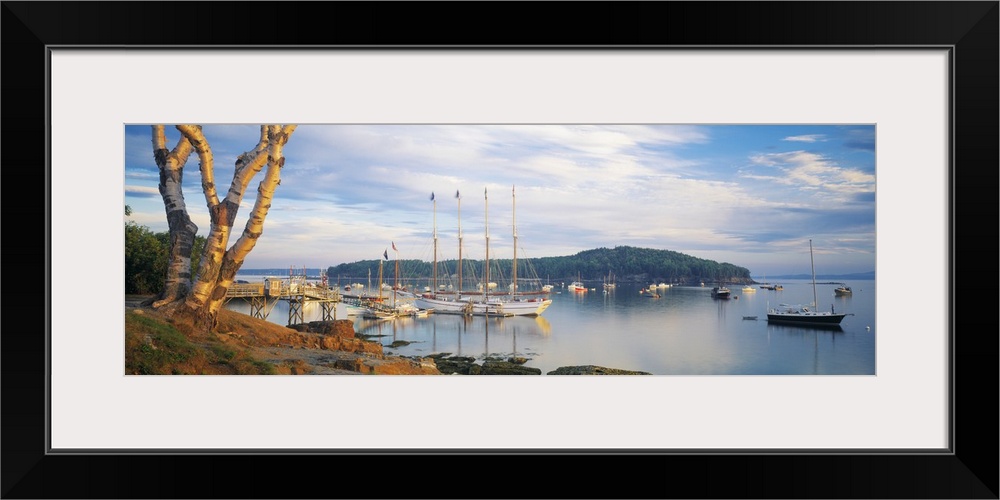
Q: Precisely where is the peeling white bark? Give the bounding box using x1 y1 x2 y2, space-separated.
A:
151 125 198 307
150 124 297 328
205 125 297 317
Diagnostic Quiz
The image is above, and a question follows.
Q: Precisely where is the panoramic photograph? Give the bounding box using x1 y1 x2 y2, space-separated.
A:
124 124 876 376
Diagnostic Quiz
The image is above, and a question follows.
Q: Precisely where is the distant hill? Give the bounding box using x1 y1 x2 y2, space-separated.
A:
323 245 754 285
239 268 324 277
762 270 876 281
235 261 874 283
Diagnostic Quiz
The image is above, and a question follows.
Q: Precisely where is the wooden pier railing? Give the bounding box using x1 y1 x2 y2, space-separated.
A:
223 281 341 324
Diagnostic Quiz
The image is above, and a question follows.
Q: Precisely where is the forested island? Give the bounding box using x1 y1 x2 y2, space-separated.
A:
326 246 752 285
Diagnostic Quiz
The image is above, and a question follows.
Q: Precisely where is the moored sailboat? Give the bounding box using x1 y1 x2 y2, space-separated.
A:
415 186 553 317
766 240 849 326
361 250 397 320
603 270 617 290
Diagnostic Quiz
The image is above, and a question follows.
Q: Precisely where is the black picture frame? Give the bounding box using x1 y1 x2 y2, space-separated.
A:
4 1 996 498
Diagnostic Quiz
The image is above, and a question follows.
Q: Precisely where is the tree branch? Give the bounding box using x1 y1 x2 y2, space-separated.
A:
175 125 218 208
221 125 297 279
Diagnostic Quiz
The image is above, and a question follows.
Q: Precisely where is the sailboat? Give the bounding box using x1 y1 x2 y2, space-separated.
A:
362 250 397 320
766 239 849 326
415 186 553 316
759 272 776 290
603 270 617 290
385 241 430 317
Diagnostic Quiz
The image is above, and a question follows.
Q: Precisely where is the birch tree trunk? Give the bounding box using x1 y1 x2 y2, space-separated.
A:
150 125 296 331
151 125 197 307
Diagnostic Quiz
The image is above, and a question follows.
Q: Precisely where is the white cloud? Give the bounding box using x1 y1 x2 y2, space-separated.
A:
748 150 875 198
782 134 826 142
123 125 875 274
124 185 159 197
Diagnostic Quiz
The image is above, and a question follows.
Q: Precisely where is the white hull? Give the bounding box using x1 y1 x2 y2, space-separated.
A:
414 294 552 316
362 309 396 320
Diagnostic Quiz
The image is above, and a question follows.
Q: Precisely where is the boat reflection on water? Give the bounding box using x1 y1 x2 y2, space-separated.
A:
766 322 844 334
228 274 875 375
354 313 553 361
766 322 845 375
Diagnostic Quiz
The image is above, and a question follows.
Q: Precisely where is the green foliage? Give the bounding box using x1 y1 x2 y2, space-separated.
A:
124 215 207 295
190 235 206 278
327 246 752 284
125 221 167 294
210 344 237 362
237 359 277 375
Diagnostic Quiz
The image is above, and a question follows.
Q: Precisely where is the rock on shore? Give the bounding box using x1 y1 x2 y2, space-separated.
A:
257 319 440 375
546 365 652 375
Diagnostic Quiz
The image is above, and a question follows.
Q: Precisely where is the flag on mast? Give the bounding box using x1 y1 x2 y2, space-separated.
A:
455 190 460 199
383 249 388 260
430 192 435 201
392 241 398 252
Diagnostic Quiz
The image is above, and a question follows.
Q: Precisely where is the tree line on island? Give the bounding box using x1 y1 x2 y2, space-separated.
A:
326 246 753 286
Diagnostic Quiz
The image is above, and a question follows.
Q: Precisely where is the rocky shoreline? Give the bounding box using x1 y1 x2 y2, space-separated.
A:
125 296 651 375
287 319 651 375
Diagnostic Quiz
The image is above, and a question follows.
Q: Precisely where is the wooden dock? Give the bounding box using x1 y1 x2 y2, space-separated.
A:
224 277 341 325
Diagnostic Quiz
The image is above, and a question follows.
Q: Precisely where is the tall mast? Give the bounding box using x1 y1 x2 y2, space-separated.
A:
393 242 399 305
377 251 384 302
512 185 517 297
431 192 437 294
456 190 462 296
809 239 817 308
484 186 489 301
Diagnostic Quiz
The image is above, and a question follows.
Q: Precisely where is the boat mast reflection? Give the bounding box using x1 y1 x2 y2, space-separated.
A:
766 322 843 374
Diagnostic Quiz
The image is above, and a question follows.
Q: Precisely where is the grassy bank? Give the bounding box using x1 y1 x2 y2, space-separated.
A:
125 310 277 375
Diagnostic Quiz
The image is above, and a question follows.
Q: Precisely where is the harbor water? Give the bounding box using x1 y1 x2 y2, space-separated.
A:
224 276 876 375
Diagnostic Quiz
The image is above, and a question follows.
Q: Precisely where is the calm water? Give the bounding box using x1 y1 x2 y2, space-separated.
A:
225 276 876 375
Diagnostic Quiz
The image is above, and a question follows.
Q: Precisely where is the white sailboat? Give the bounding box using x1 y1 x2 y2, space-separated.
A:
415 186 553 316
386 241 430 317
361 251 397 320
603 270 617 290
766 239 849 326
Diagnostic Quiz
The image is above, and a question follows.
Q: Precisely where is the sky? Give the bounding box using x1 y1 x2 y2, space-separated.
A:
123 124 876 277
